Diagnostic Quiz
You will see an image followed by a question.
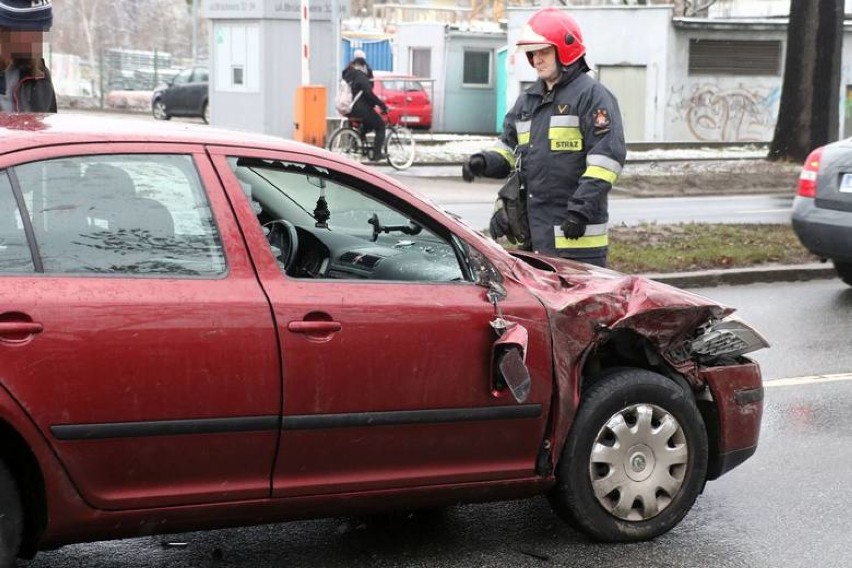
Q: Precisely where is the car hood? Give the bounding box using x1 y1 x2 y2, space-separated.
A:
508 251 731 344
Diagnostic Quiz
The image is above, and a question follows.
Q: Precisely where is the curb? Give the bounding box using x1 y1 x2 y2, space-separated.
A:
642 263 837 289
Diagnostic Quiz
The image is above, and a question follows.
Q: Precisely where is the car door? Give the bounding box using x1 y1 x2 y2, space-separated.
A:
0 144 280 510
209 148 553 498
187 67 209 115
163 68 192 115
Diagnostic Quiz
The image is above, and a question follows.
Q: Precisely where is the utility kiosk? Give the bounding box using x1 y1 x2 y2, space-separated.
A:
204 0 342 141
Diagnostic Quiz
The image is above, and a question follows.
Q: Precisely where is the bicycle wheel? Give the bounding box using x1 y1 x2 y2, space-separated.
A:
385 126 416 170
327 127 364 162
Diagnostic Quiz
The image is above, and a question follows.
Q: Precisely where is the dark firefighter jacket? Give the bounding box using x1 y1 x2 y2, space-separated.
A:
478 62 625 260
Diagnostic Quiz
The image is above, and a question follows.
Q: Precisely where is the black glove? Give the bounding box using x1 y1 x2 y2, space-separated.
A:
489 206 515 243
561 212 587 240
462 154 486 183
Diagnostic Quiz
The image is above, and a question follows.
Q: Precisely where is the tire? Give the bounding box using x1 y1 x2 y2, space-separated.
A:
202 101 210 124
0 460 22 567
385 126 415 170
327 127 364 162
548 368 708 542
833 260 852 286
152 98 170 121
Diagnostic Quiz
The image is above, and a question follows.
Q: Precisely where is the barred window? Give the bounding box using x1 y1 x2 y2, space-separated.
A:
463 50 491 86
688 39 781 75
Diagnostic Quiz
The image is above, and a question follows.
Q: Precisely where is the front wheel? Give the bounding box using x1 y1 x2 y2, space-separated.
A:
152 99 170 120
833 260 852 286
548 368 708 542
0 460 23 567
202 101 210 124
327 127 364 163
385 126 415 170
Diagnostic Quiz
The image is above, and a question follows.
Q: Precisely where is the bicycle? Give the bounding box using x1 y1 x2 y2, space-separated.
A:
326 117 416 170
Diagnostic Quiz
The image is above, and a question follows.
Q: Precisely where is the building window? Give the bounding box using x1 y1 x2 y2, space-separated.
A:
688 39 781 75
411 48 431 78
463 50 491 86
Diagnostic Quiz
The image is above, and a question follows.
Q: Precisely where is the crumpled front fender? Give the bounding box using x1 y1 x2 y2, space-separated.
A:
506 252 737 470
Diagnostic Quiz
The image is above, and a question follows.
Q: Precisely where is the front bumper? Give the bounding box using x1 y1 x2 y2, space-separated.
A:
700 361 763 480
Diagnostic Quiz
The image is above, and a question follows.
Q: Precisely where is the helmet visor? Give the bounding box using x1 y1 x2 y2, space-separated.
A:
516 42 553 54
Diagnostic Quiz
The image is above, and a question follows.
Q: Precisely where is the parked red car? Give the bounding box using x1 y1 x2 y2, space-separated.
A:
0 113 766 565
372 71 432 129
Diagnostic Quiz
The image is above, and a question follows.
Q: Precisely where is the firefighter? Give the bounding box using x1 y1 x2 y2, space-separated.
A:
462 7 625 267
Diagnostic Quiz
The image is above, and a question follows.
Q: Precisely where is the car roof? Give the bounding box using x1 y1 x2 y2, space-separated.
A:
373 71 424 81
0 113 313 155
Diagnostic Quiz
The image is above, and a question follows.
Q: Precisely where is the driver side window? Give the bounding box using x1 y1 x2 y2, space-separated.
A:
227 157 469 283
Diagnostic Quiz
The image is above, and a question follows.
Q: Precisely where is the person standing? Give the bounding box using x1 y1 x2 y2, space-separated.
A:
0 0 56 113
462 7 625 267
342 56 388 161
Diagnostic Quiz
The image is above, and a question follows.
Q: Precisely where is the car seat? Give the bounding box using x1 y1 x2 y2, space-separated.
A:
83 163 175 238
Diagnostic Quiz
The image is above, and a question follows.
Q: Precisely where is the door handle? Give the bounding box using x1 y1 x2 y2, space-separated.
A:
287 321 342 334
0 321 44 343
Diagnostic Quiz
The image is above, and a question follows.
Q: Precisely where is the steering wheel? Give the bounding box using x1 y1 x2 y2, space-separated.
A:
263 219 299 273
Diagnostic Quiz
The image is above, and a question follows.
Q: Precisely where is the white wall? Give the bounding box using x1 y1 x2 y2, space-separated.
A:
395 22 447 130
710 0 852 18
665 26 785 142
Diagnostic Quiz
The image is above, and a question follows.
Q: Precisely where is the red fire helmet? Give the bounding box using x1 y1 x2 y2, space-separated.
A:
516 7 586 67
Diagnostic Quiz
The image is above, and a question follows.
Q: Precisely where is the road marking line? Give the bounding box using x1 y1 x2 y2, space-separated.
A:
735 208 790 214
763 373 852 388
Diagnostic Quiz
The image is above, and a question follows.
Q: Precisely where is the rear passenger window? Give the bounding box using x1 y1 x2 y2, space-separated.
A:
0 171 34 273
13 155 226 276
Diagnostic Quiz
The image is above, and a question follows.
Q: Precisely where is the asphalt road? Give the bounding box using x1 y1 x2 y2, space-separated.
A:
24 279 852 568
386 172 793 229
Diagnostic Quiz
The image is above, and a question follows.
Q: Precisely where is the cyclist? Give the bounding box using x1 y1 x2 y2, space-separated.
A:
342 56 389 161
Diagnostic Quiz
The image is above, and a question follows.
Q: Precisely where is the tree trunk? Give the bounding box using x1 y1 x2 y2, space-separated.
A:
768 0 844 163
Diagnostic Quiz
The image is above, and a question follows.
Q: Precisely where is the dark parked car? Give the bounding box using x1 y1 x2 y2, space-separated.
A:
151 66 209 123
0 113 767 565
792 141 852 285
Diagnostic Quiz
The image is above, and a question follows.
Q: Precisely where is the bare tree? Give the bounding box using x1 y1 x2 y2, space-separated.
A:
52 0 198 62
769 0 844 162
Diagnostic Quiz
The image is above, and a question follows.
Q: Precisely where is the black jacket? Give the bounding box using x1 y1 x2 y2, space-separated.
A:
1 59 57 113
342 65 386 117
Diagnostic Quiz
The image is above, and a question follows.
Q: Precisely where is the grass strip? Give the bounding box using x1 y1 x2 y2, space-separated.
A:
608 223 818 273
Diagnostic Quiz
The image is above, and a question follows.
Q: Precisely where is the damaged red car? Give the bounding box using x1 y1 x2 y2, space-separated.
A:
0 114 767 565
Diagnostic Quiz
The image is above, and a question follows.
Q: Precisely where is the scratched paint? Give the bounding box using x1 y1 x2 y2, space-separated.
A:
667 80 781 142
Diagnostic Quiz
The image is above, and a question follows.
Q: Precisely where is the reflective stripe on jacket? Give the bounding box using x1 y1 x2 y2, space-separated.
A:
478 63 626 259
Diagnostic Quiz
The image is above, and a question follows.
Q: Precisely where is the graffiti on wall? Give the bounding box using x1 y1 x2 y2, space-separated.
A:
667 82 780 142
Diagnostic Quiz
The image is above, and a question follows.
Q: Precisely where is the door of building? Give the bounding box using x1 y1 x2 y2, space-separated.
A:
598 65 647 143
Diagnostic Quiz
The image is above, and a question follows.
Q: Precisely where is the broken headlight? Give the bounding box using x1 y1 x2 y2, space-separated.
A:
689 316 769 363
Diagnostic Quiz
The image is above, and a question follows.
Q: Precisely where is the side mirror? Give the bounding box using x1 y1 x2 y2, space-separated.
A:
491 324 531 403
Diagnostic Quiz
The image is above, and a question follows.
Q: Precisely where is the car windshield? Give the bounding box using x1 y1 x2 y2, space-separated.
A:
381 79 424 93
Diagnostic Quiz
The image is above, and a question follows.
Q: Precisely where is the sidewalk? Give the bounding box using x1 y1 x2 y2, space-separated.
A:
643 262 836 289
